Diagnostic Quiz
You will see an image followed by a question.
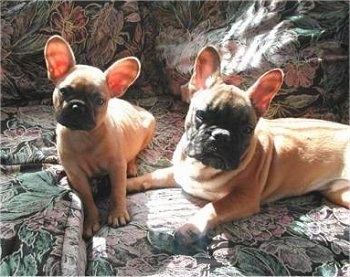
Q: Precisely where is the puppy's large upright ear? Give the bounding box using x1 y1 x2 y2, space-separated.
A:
182 46 221 102
189 46 221 91
247 69 284 117
105 57 141 98
44 35 76 83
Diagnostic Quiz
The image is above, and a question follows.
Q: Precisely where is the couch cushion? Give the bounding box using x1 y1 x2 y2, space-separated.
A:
88 188 349 276
1 169 349 276
0 169 86 276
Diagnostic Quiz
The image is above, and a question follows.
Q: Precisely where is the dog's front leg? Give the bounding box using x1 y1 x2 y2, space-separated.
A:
68 173 100 238
175 186 261 245
108 161 130 227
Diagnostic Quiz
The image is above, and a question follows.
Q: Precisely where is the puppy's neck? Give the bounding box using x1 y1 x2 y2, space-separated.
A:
57 121 110 144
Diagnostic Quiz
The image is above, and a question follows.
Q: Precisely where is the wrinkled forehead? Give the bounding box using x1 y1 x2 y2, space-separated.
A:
60 65 105 87
191 83 249 110
189 83 257 125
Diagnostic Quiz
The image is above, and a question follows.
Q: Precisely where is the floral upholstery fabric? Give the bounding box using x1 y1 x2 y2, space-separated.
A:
1 1 349 276
2 1 349 122
143 1 349 123
1 0 152 107
0 170 86 276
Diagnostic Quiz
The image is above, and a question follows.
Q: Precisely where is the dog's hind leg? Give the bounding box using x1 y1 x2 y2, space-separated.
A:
320 179 350 209
127 166 176 192
127 158 138 177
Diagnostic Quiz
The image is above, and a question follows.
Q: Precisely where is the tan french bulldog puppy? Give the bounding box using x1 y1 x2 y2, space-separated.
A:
45 35 156 238
128 45 350 244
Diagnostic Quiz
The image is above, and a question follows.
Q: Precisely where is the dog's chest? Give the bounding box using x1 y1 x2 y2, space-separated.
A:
173 157 235 201
57 128 115 177
60 147 110 178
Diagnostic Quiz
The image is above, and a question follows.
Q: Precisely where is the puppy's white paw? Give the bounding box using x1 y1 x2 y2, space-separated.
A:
107 209 130 227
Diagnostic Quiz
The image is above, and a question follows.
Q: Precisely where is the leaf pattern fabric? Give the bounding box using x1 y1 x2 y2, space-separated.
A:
1 171 349 276
1 1 348 122
1 1 349 276
143 1 349 123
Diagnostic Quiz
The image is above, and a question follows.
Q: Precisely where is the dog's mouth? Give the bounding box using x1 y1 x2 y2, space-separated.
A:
185 141 238 171
197 153 232 170
55 110 95 131
58 119 95 131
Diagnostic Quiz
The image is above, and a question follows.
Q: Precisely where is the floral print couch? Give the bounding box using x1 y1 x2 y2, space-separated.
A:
1 1 349 276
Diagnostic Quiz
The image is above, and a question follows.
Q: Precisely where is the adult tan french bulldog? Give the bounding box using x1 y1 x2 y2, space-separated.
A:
45 35 155 238
128 45 350 245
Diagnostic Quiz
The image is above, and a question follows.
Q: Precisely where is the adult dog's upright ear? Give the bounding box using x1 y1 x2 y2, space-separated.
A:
247 69 284 117
44 35 76 83
104 57 141 98
181 46 222 103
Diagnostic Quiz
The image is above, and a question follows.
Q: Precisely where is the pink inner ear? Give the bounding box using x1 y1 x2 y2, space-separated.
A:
251 92 275 116
107 72 131 97
249 69 284 116
105 58 140 98
190 46 221 90
45 40 75 82
48 53 72 80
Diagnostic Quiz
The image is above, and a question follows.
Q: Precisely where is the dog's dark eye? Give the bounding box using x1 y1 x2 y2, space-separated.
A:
195 110 206 121
59 86 72 98
95 97 105 106
243 125 254 134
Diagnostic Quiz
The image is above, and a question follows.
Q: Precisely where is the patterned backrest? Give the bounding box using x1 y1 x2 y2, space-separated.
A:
1 1 146 106
144 1 349 123
1 1 349 123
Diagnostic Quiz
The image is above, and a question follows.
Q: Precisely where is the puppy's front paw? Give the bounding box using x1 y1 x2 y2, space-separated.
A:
108 208 130 227
83 213 101 239
174 223 203 245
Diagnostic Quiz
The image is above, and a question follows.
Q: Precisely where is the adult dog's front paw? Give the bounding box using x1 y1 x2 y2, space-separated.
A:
174 206 213 245
174 223 204 245
107 208 130 227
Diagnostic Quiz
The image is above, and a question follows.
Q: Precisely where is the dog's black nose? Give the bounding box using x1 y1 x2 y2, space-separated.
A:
72 104 79 110
211 129 231 143
70 101 87 113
